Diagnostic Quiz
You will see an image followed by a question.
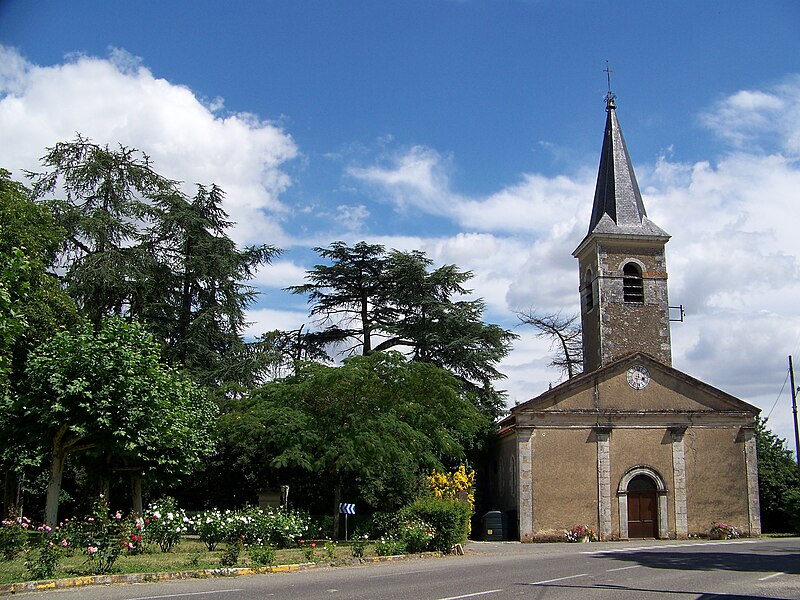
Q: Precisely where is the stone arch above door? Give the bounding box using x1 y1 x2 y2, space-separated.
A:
617 466 669 539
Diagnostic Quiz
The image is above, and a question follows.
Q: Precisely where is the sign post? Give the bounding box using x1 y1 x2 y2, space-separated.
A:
339 503 355 540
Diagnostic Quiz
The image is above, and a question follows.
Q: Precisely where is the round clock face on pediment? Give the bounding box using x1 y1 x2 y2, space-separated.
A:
626 364 650 390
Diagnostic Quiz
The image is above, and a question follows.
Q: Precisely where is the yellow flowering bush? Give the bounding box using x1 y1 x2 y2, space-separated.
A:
426 465 476 512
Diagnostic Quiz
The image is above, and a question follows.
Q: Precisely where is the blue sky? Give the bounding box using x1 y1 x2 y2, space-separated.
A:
1 1 799 444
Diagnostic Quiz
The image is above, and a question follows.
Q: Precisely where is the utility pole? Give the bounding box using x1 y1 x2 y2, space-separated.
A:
790 356 800 476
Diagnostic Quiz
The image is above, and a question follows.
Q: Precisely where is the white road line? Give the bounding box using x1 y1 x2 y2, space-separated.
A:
758 572 785 581
606 565 642 572
435 590 504 600
127 590 245 600
369 568 436 578
526 573 589 585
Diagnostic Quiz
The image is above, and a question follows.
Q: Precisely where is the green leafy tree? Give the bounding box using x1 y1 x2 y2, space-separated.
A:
0 169 78 381
26 135 175 326
0 244 30 384
27 137 283 391
4 318 216 525
0 168 78 516
755 417 800 532
144 183 281 389
231 352 488 538
288 242 515 419
287 241 390 354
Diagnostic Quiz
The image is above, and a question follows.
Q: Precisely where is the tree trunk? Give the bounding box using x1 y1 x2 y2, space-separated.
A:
131 473 143 517
332 480 342 541
45 443 67 527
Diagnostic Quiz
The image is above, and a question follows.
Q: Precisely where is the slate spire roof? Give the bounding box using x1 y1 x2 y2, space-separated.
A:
585 95 669 239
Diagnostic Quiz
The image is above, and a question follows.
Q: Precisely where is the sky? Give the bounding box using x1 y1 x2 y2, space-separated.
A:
1 1 799 446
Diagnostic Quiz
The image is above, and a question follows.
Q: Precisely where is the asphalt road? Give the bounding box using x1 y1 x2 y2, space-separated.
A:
14 537 800 600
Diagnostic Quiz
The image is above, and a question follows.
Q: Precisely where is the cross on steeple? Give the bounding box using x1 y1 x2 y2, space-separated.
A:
604 60 616 109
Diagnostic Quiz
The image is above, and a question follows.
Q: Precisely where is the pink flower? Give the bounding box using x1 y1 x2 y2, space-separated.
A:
61 539 68 547
115 512 122 520
87 546 98 555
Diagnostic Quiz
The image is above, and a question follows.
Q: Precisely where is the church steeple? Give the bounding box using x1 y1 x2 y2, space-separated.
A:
573 95 672 372
586 96 668 238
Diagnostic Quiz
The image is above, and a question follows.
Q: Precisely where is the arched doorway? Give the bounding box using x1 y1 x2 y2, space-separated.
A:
617 466 668 539
627 474 657 538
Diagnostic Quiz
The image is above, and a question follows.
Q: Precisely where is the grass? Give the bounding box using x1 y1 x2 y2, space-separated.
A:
0 539 381 585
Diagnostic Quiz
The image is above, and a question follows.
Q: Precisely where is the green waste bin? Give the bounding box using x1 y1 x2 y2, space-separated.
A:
482 510 504 541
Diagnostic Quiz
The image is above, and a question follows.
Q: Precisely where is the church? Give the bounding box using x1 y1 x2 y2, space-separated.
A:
489 93 761 541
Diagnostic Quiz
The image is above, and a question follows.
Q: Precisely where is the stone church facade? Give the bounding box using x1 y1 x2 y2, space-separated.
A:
489 95 761 541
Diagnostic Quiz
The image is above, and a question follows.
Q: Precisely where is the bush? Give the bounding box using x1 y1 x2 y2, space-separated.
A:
193 508 226 550
370 512 402 539
190 506 310 549
220 539 242 567
65 495 131 574
398 517 435 553
25 526 63 580
400 497 470 554
0 515 31 561
350 534 368 557
375 537 406 556
144 498 189 552
248 543 275 566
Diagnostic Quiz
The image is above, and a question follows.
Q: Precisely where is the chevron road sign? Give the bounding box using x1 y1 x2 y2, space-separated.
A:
339 503 355 514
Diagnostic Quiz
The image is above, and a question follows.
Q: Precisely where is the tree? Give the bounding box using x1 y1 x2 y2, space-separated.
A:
4 318 217 525
27 137 282 391
26 135 175 326
755 417 800 532
232 352 488 538
517 309 583 379
286 241 390 354
0 168 79 516
144 184 281 389
0 169 78 381
288 242 516 419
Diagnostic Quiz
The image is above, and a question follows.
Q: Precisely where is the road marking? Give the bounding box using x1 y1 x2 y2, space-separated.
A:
583 539 760 555
758 572 785 581
369 568 436 578
127 590 245 600
435 590 503 600
526 573 588 585
606 565 642 572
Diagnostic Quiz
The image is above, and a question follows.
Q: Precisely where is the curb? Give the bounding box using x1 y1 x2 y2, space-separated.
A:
0 552 441 595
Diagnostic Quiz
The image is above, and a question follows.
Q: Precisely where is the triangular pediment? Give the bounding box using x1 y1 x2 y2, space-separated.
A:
511 353 759 417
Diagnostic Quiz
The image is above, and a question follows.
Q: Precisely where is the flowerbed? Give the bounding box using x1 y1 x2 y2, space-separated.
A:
565 524 597 542
709 521 740 540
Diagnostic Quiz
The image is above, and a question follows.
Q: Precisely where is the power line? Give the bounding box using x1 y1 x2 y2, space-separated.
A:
765 367 790 421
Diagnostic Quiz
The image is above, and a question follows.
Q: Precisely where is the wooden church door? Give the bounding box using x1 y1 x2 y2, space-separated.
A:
627 474 658 538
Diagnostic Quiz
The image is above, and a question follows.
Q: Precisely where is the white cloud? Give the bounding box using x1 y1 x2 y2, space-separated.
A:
243 307 309 339
249 259 309 289
0 46 298 247
334 204 370 231
701 74 800 157
347 145 461 215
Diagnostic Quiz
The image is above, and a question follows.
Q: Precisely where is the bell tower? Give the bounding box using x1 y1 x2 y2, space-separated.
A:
573 94 672 372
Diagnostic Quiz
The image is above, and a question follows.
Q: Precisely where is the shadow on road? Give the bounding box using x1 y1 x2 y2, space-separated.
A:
596 548 800 576
519 581 792 600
